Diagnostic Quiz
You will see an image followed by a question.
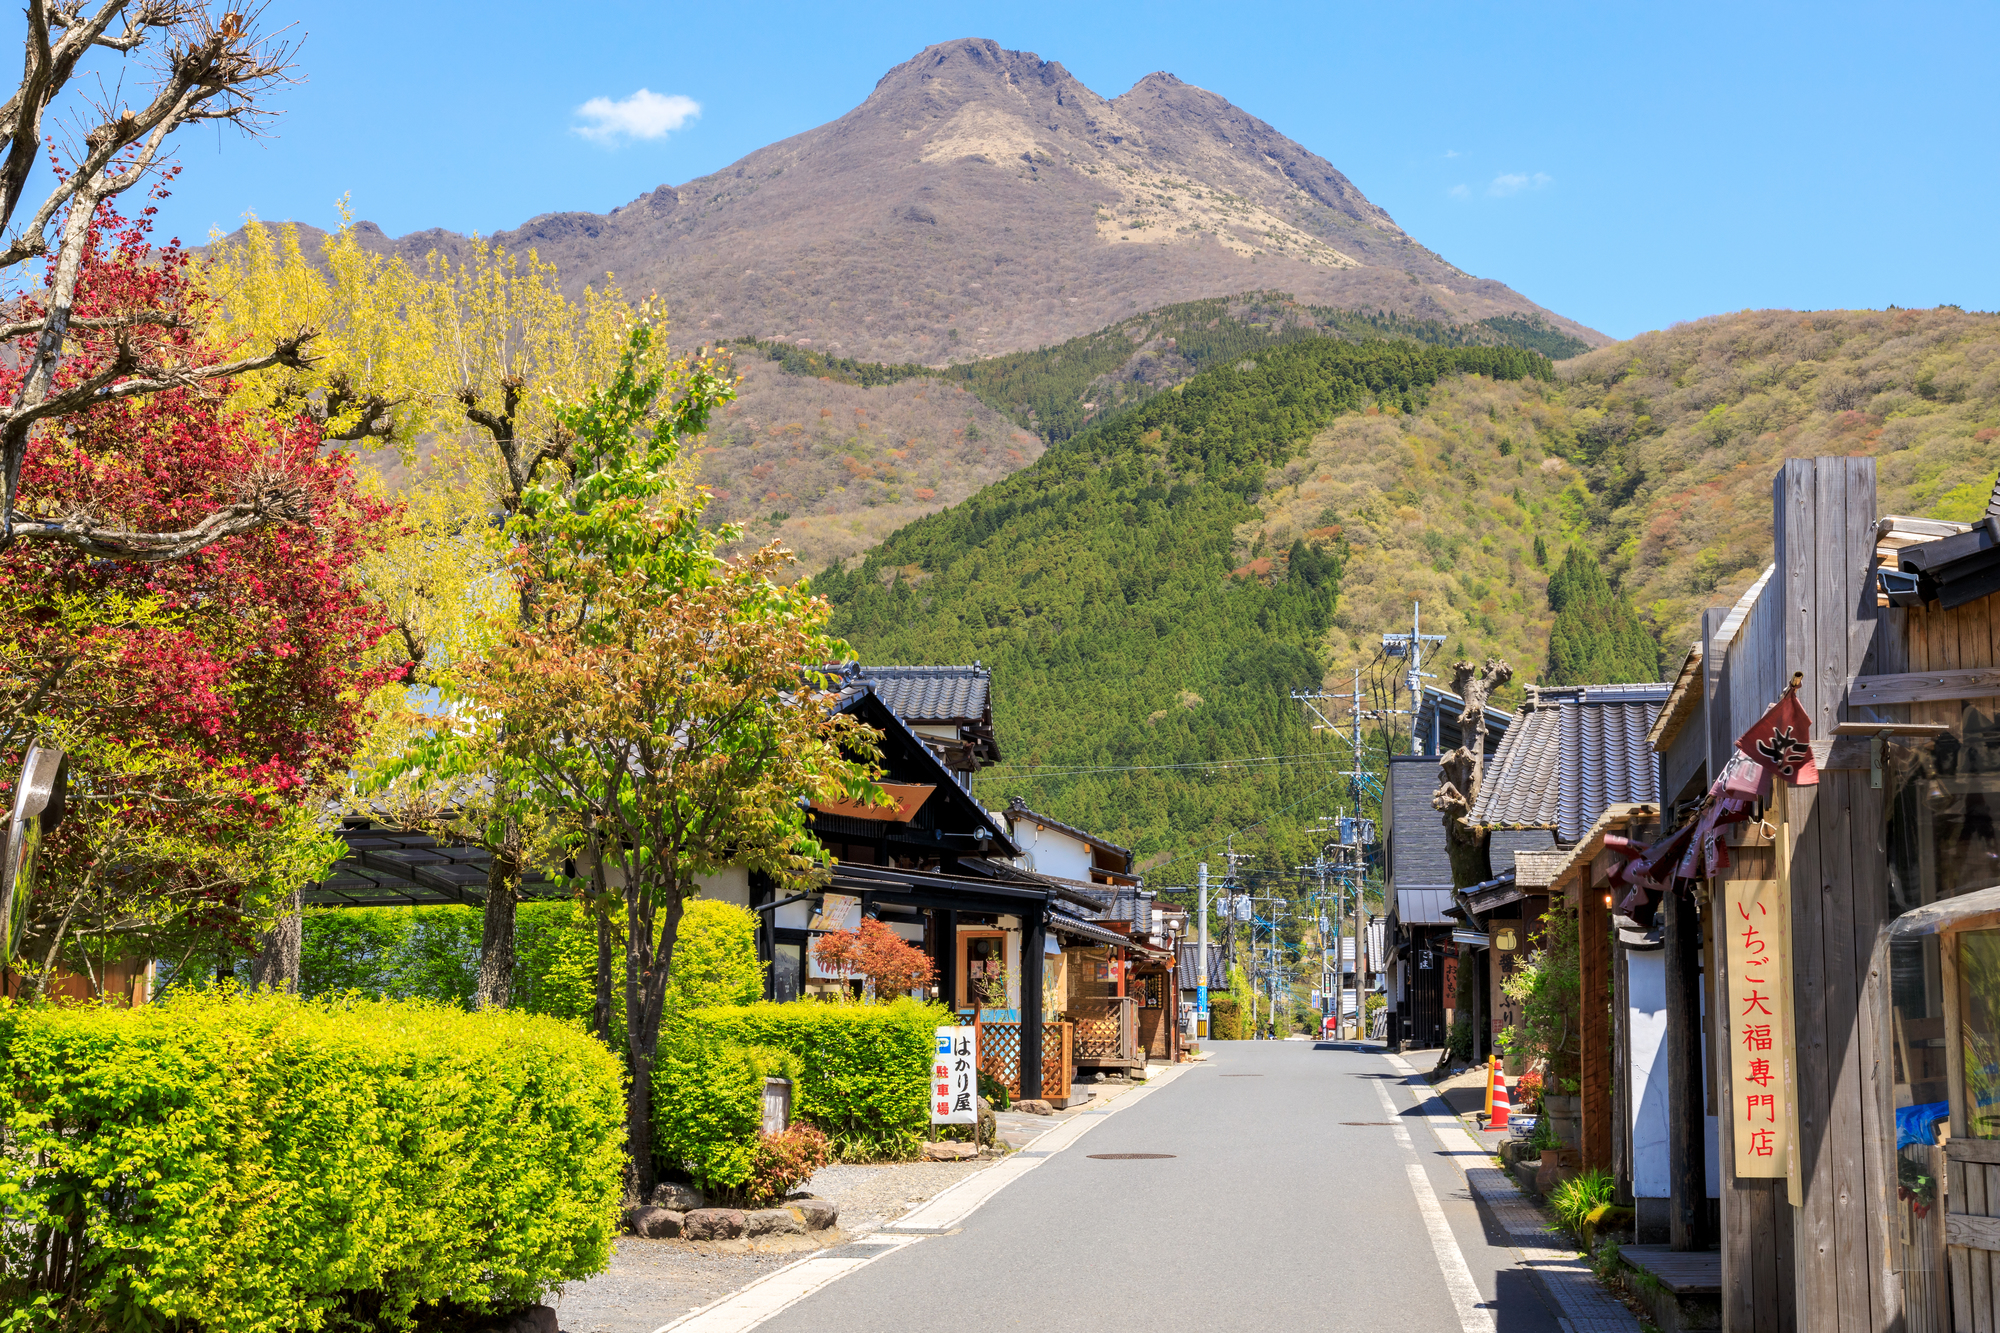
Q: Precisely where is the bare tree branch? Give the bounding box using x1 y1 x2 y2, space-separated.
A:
0 2 303 561
7 470 310 559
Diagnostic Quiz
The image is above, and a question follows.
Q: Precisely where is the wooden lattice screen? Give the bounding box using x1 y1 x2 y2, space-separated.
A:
977 1019 1073 1101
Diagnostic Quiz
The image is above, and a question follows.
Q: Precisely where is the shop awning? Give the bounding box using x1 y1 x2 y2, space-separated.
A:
1050 911 1137 950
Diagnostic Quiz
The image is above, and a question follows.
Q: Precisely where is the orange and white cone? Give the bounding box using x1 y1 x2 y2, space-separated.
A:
1490 1066 1511 1130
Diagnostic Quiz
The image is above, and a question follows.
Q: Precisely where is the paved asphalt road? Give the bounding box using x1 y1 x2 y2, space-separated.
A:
752 1039 1567 1333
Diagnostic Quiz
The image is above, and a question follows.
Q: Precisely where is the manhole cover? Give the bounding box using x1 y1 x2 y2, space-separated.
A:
1086 1153 1177 1160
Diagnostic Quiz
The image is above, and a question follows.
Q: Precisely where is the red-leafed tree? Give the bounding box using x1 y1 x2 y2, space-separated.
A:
0 205 397 997
811 917 939 999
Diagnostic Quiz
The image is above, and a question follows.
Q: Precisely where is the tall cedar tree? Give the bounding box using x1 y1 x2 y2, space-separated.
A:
1541 546 1659 685
0 208 396 991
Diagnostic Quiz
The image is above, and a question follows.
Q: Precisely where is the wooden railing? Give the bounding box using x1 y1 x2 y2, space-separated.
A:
1071 996 1138 1064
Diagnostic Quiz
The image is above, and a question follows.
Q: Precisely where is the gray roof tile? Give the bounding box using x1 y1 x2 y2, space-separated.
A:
1466 683 1669 843
847 664 991 724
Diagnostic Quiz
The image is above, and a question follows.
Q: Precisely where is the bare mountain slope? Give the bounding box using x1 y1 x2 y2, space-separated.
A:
297 39 1602 362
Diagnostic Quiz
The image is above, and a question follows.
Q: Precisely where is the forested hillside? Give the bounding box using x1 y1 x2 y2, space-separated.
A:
704 293 1586 569
1248 305 2000 699
816 339 1552 877
819 305 2000 880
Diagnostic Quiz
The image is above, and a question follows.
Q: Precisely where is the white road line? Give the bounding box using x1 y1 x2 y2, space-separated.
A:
1372 1069 1496 1333
651 1235 928 1333
654 1063 1191 1332
1408 1161 1499 1333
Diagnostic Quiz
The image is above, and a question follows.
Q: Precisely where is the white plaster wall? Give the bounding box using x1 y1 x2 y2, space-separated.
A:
1627 950 1722 1200
1008 821 1094 882
1629 950 1670 1199
695 867 751 906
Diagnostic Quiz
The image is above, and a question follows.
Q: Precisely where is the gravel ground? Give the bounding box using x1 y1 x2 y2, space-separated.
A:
548 1157 1000 1333
551 1240 796 1333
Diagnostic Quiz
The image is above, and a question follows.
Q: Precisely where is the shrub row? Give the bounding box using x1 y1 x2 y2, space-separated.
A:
296 900 613 1029
651 1039 801 1191
0 991 625 1332
662 999 943 1162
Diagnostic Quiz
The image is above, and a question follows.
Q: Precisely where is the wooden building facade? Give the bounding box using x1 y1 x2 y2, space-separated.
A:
1639 456 2000 1331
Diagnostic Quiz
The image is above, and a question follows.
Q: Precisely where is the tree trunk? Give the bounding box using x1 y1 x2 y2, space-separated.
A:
594 907 616 1046
624 879 687 1197
249 887 303 992
475 837 519 1009
1432 658 1514 891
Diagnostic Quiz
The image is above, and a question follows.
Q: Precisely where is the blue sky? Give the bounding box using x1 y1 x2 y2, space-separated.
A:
136 0 1998 340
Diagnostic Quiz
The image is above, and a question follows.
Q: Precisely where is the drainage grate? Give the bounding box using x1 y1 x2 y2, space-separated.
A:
1339 1121 1396 1126
1086 1153 1177 1160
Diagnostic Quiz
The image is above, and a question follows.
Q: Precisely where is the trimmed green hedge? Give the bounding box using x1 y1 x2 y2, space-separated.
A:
297 900 617 1031
0 991 625 1332
652 1041 801 1191
673 999 945 1160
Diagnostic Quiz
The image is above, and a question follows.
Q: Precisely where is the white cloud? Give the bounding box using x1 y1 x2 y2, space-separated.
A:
1448 183 1470 199
573 89 700 144
1487 172 1552 198
1443 149 1460 159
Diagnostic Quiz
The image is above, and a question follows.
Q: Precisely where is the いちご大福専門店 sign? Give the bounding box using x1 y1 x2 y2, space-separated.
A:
1725 872 1799 1196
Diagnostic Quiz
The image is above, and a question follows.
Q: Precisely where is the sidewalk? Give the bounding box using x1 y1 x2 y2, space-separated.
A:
1383 1052 1639 1333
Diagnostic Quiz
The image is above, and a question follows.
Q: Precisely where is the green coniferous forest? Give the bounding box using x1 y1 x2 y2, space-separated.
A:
1541 546 1660 684
737 294 1588 449
815 337 1554 881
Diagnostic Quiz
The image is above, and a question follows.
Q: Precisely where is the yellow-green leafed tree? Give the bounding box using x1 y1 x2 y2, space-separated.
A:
204 215 643 1006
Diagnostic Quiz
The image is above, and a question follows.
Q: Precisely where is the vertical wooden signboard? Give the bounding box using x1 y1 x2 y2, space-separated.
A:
1726 874 1791 1178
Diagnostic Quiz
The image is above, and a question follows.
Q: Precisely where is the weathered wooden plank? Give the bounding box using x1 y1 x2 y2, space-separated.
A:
1972 1159 1993 1333
1778 460 1838 1324
1952 1214 2000 1251
1815 460 1875 1333
1958 1245 1977 1333
1850 668 2000 707
1952 1140 2000 1166
1581 877 1613 1172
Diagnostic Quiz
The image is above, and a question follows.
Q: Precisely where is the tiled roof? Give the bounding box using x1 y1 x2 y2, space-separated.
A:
1465 682 1669 843
1177 942 1227 990
1513 850 1570 889
1646 642 1705 749
845 663 991 724
307 820 564 907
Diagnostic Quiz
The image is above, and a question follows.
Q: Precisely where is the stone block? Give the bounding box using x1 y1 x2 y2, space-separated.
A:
624 1206 684 1239
923 1140 977 1161
790 1198 839 1230
683 1208 747 1240
1014 1099 1053 1116
745 1208 804 1236
650 1182 705 1212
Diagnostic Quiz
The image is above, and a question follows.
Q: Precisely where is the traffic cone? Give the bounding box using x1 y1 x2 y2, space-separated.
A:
1484 1053 1497 1116
1490 1067 1511 1130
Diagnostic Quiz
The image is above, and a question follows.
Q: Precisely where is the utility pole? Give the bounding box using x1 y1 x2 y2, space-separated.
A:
1197 862 1209 1041
1381 600 1448 754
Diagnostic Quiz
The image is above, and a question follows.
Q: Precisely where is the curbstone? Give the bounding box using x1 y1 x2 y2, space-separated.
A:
790 1197 839 1230
923 1140 977 1161
625 1205 686 1238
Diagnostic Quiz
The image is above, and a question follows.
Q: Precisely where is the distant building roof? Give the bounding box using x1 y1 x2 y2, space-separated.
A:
1003 797 1134 869
307 819 565 908
1177 941 1227 990
1397 888 1456 926
830 663 1001 769
1385 754 1454 893
1466 682 1670 843
1414 685 1517 758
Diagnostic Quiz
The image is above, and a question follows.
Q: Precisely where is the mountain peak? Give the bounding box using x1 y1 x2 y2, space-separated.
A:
282 39 1601 364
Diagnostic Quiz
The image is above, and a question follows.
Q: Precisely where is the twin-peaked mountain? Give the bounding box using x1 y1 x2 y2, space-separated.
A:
316 38 1603 365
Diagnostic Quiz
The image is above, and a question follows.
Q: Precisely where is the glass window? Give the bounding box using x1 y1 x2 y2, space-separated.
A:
772 943 802 1004
1882 705 2000 1330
